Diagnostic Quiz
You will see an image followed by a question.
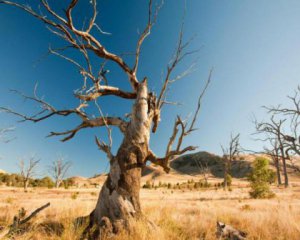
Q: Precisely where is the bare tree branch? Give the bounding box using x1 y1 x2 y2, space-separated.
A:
48 116 127 142
132 0 163 75
19 156 40 192
49 156 72 188
147 71 212 173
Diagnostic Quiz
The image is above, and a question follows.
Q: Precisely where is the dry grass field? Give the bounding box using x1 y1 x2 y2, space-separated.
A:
0 184 300 240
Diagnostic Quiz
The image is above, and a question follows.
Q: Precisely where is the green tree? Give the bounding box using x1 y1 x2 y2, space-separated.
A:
248 157 275 199
37 177 55 188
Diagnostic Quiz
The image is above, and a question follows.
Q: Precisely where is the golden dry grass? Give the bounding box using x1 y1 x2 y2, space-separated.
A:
0 186 300 239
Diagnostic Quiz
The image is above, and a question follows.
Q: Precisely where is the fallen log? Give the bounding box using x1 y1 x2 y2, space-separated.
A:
216 221 247 240
0 202 50 239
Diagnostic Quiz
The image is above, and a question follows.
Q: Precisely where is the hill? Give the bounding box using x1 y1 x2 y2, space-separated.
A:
68 151 300 187
170 151 252 178
69 174 107 188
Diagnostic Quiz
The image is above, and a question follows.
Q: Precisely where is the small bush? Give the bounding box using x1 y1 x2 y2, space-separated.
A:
71 192 79 200
6 197 14 204
222 174 232 187
240 204 252 211
248 157 275 199
142 180 152 189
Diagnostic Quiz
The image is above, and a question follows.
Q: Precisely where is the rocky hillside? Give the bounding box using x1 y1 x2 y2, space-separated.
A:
170 151 252 178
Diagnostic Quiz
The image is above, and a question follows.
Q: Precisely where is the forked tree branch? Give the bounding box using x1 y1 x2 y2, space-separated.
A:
147 71 212 173
263 85 300 117
132 0 163 75
0 0 139 91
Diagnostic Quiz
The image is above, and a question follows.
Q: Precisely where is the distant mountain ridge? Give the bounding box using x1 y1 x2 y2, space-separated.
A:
69 151 254 186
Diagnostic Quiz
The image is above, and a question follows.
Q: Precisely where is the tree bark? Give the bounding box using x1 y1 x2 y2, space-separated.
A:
55 180 61 188
23 180 28 192
279 145 289 187
281 157 289 187
274 156 282 186
223 158 228 190
84 80 151 238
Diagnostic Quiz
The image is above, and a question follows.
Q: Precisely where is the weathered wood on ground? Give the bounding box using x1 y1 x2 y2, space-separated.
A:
216 221 247 240
0 202 50 239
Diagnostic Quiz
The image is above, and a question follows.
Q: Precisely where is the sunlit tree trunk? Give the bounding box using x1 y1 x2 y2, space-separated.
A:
23 180 28 192
0 1 210 238
85 81 151 237
279 145 288 187
274 156 282 186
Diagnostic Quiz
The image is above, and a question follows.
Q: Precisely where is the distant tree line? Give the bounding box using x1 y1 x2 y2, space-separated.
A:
0 156 73 191
0 172 75 189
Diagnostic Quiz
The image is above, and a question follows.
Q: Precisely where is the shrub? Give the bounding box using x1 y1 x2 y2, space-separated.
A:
248 157 275 199
142 180 152 189
32 177 55 188
194 182 200 189
63 178 75 189
222 174 232 187
71 192 79 200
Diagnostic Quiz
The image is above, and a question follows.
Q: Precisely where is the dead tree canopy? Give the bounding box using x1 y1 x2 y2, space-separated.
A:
254 116 290 187
221 133 240 188
0 0 212 237
49 156 72 188
221 133 241 164
19 157 40 192
262 139 282 186
254 86 300 187
263 86 300 156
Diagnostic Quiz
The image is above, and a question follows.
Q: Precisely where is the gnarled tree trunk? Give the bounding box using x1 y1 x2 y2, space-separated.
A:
85 80 151 238
0 1 210 239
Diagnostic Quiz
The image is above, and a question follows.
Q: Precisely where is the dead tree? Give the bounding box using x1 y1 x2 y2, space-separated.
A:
221 133 240 189
49 156 72 188
254 117 289 187
263 139 282 186
199 161 210 183
262 86 300 181
19 157 40 192
264 86 300 155
0 0 211 237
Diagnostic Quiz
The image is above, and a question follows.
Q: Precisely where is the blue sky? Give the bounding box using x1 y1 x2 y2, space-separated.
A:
0 0 299 177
